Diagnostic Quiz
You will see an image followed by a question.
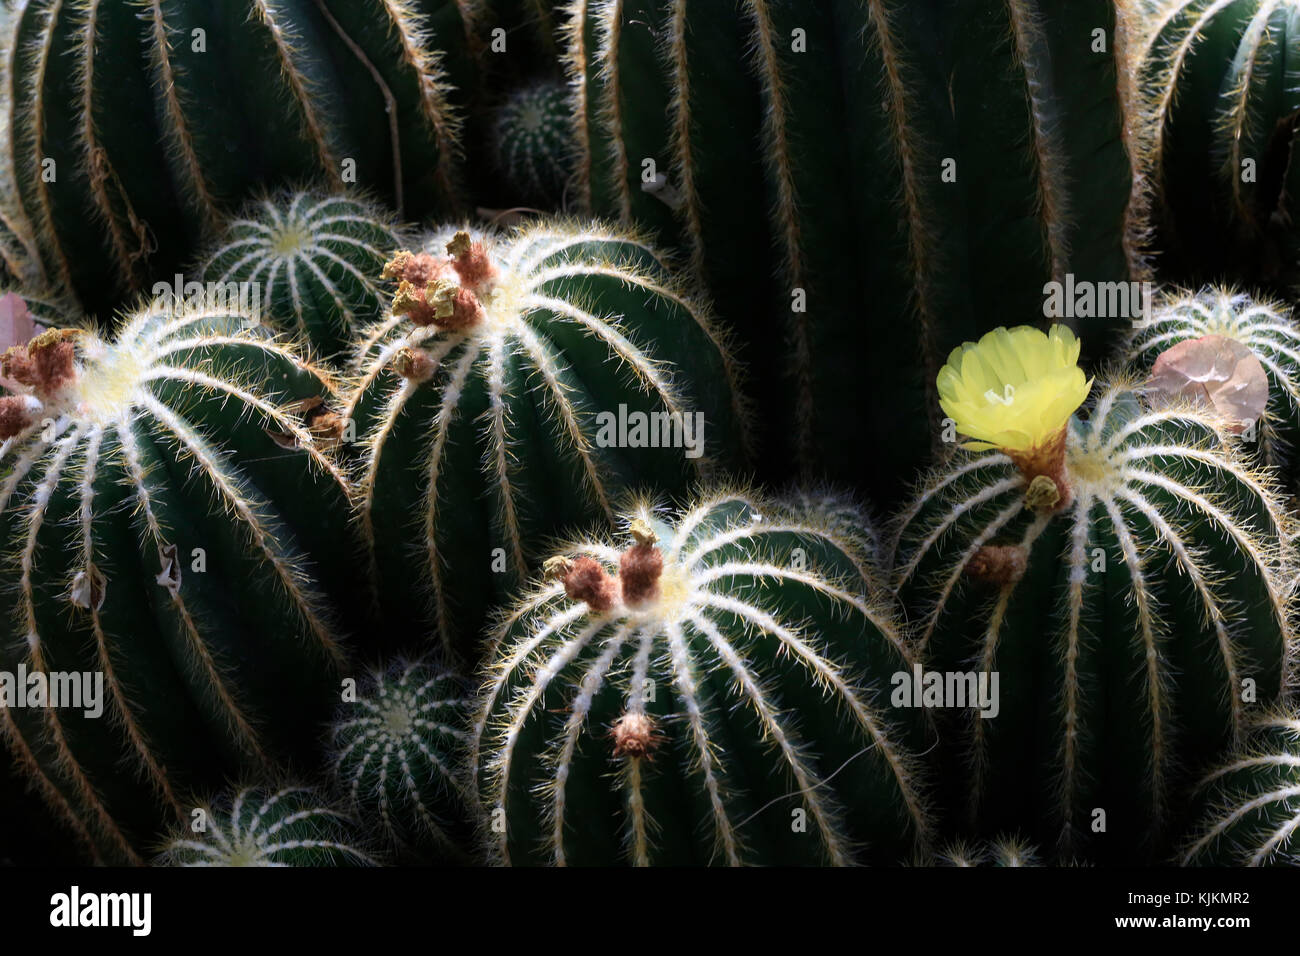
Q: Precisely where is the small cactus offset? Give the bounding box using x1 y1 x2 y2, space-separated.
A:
330 660 475 856
0 298 359 864
1124 286 1300 469
474 489 932 866
1182 710 1300 866
201 191 404 359
1120 0 1300 284
934 835 1041 867
348 220 750 661
891 325 1295 862
159 785 376 866
2 0 474 318
493 80 576 206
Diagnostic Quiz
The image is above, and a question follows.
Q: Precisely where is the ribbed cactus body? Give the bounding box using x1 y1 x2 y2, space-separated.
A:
493 81 575 206
201 192 403 359
1124 287 1300 469
349 221 750 662
567 0 1134 501
3 0 470 318
331 660 474 856
474 491 932 866
1183 711 1300 866
892 378 1294 861
1124 0 1300 284
159 786 375 866
0 304 358 864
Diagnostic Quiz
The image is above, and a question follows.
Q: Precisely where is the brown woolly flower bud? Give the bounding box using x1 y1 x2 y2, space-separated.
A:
4 329 80 400
965 545 1028 587
552 556 618 612
611 712 661 760
381 250 447 288
0 394 36 439
619 518 663 607
392 346 436 382
446 230 496 290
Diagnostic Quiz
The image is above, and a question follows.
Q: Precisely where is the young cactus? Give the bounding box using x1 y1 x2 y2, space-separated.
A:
200 191 404 359
1120 0 1300 284
891 325 1295 863
158 785 376 866
348 220 750 662
473 489 932 866
493 80 576 206
330 660 475 856
934 835 1040 867
1182 710 1300 866
566 0 1136 501
1 298 358 864
1124 286 1300 469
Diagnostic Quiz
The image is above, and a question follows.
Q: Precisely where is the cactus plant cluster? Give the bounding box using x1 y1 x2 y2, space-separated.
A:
3 0 1300 875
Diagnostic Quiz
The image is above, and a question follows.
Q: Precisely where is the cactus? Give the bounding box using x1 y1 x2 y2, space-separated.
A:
565 0 1136 502
1124 286 1300 470
347 220 751 662
1182 710 1300 866
493 80 576 207
934 835 1040 867
0 300 360 864
1120 0 1300 285
891 325 1295 862
200 191 403 359
330 659 475 856
158 785 376 866
2 0 474 318
473 489 932 866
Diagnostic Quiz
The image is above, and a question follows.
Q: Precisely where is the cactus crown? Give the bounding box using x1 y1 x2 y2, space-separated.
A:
493 80 575 204
330 660 473 852
158 786 376 867
474 488 930 866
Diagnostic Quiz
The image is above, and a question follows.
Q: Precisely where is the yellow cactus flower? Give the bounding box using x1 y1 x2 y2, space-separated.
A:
937 325 1092 453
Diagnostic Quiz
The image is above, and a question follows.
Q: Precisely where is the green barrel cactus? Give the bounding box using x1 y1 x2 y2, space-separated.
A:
493 80 576 207
2 0 474 318
934 835 1041 867
0 301 359 864
1182 710 1300 866
1123 286 1300 471
330 659 474 856
200 191 403 359
890 325 1295 862
473 490 932 866
1122 0 1300 285
159 785 376 866
347 220 751 662
565 0 1135 501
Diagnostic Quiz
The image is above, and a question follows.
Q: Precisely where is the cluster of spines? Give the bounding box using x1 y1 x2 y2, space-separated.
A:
933 835 1041 867
158 785 376 866
329 660 474 855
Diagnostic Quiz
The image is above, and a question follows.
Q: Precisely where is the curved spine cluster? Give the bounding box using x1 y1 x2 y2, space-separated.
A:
158 785 376 866
0 299 354 863
348 219 751 662
934 835 1041 867
201 191 403 358
330 660 475 855
891 375 1296 859
1182 710 1300 866
474 488 932 866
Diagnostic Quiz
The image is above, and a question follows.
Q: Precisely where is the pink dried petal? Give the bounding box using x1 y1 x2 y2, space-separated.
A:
0 293 38 352
1148 334 1268 434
